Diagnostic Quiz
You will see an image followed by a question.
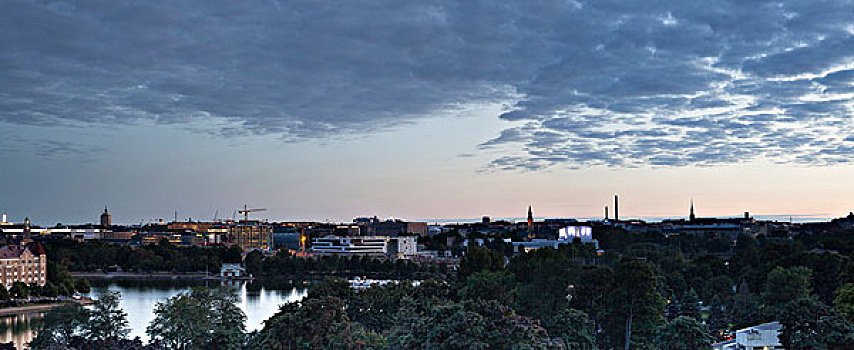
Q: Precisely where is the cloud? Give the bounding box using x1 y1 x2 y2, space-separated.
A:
2 0 854 168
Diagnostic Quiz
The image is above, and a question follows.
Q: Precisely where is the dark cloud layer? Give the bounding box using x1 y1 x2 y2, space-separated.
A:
2 0 854 168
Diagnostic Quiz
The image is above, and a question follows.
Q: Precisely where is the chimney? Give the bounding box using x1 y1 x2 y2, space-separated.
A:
605 206 609 220
614 195 619 222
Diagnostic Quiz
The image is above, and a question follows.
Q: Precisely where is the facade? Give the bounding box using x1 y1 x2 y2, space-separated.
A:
0 244 47 290
353 217 428 236
220 263 246 278
713 322 783 350
229 221 274 251
311 236 418 258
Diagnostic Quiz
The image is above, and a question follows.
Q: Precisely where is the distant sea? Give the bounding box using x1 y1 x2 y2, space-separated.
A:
419 215 832 225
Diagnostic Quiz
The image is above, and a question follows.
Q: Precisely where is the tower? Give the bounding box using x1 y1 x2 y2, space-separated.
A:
605 206 609 221
100 206 112 227
527 206 533 229
614 195 619 222
689 200 695 222
23 217 31 242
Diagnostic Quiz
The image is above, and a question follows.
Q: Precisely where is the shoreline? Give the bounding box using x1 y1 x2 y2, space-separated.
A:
0 298 95 316
71 272 229 280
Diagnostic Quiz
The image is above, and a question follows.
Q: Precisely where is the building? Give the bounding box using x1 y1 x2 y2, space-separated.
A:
220 263 246 279
713 321 783 350
0 244 47 290
100 207 112 227
353 217 429 236
558 225 598 248
229 221 274 251
311 236 418 258
512 225 600 253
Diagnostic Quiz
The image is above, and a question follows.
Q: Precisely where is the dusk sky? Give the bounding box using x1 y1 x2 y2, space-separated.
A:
3 0 854 225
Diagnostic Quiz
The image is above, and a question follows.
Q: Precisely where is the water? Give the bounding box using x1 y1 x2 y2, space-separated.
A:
0 281 307 348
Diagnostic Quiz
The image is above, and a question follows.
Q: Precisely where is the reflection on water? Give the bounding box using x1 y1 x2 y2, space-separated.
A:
0 312 41 350
0 280 307 348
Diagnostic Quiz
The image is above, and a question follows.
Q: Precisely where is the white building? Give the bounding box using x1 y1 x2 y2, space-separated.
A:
311 236 418 258
220 263 246 279
713 321 783 350
512 225 600 252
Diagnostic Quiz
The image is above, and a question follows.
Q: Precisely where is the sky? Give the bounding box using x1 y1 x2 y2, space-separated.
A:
2 0 854 225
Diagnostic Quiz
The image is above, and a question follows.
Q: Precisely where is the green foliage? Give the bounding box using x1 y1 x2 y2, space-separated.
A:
42 281 59 298
43 240 228 273
778 297 854 350
10 282 29 299
459 246 504 279
73 279 91 293
0 286 8 301
29 304 87 349
147 287 246 350
258 296 351 348
763 266 813 316
680 288 700 319
603 259 665 350
834 283 854 323
82 291 129 341
730 282 762 329
308 277 353 300
706 294 729 336
244 250 264 276
655 316 715 350
257 251 441 281
458 270 516 305
543 307 596 349
388 299 551 348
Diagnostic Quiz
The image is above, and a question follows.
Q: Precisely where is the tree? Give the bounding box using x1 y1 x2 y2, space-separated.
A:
42 282 59 298
244 250 264 276
544 307 596 350
259 296 350 348
10 282 29 300
762 266 812 316
778 297 854 350
0 285 9 302
74 279 91 294
458 270 516 305
680 288 700 319
706 294 729 336
730 282 762 329
147 287 246 349
655 316 715 350
82 291 129 341
834 283 854 323
389 299 550 348
459 246 504 279
604 259 665 350
29 304 87 349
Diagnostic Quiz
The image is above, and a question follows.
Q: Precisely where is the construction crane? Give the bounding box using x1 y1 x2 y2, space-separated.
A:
238 205 267 222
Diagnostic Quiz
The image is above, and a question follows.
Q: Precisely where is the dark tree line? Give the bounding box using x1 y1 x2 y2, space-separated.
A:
42 240 243 273
245 250 448 281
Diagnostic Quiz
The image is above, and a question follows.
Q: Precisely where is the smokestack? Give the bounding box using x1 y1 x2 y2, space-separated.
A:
614 195 619 222
1 211 6 223
605 206 609 220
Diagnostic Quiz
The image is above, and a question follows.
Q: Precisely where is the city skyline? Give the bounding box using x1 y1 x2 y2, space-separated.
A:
3 1 854 224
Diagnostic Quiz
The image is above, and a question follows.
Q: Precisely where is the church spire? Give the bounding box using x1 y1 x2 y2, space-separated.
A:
527 206 533 229
689 200 696 222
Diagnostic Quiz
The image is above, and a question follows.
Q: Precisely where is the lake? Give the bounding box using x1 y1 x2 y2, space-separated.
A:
0 281 308 349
